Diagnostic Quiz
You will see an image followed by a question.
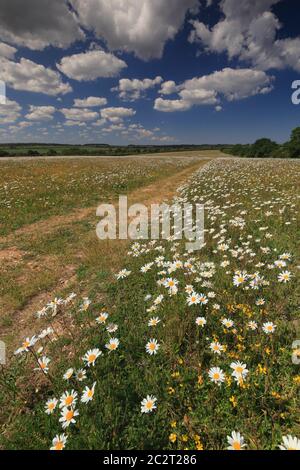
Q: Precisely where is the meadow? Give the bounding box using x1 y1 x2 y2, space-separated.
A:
0 153 299 450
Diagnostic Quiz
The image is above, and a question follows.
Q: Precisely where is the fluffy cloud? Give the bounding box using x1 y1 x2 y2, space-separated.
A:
0 57 71 95
0 98 21 123
92 118 107 127
159 80 180 95
0 42 16 59
0 0 84 49
154 98 193 112
70 0 198 60
124 123 174 142
101 107 136 123
64 121 87 127
25 105 56 121
189 0 300 72
114 76 163 101
155 68 273 112
18 121 33 128
57 50 127 81
73 96 107 107
60 107 99 121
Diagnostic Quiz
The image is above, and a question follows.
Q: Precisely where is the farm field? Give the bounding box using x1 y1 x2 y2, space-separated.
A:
0 153 299 450
0 151 215 343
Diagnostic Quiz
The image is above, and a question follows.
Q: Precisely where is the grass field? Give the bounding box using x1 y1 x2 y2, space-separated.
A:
0 153 299 450
0 152 213 327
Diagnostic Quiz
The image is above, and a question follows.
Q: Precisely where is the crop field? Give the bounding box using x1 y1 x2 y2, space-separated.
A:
0 153 299 450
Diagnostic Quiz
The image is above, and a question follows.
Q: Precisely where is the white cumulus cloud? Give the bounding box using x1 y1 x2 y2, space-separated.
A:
73 96 108 107
0 42 17 59
155 68 273 112
0 98 21 123
189 0 300 72
70 0 199 60
25 105 56 121
101 107 136 123
114 76 163 101
159 80 180 95
60 107 99 121
57 50 127 81
0 57 71 95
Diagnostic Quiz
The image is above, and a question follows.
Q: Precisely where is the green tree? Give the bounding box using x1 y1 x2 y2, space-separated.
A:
250 138 278 158
287 127 300 158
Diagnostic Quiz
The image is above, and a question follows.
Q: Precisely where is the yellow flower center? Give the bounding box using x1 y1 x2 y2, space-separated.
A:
54 441 64 451
233 441 241 450
65 396 74 406
66 410 74 421
88 354 96 363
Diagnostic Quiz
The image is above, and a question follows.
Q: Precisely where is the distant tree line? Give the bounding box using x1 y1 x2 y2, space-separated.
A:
0 143 229 158
224 127 300 158
1 128 300 158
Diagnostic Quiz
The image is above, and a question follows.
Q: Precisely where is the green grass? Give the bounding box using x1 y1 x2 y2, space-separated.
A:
0 156 204 236
0 155 205 324
0 157 299 450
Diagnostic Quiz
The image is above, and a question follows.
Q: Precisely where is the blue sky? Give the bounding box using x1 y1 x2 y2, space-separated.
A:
0 0 299 145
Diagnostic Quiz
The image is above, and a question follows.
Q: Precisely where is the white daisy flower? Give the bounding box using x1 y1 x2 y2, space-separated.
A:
116 269 131 280
227 431 246 450
105 338 120 352
279 435 300 450
221 318 234 328
59 407 79 429
45 398 58 415
50 433 67 451
81 382 96 404
59 390 78 409
82 348 102 367
63 368 74 381
148 317 161 327
262 322 276 334
76 368 87 382
96 312 109 324
278 270 292 283
208 367 225 384
141 395 157 413
209 342 224 355
146 339 160 355
35 356 51 374
196 317 207 327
